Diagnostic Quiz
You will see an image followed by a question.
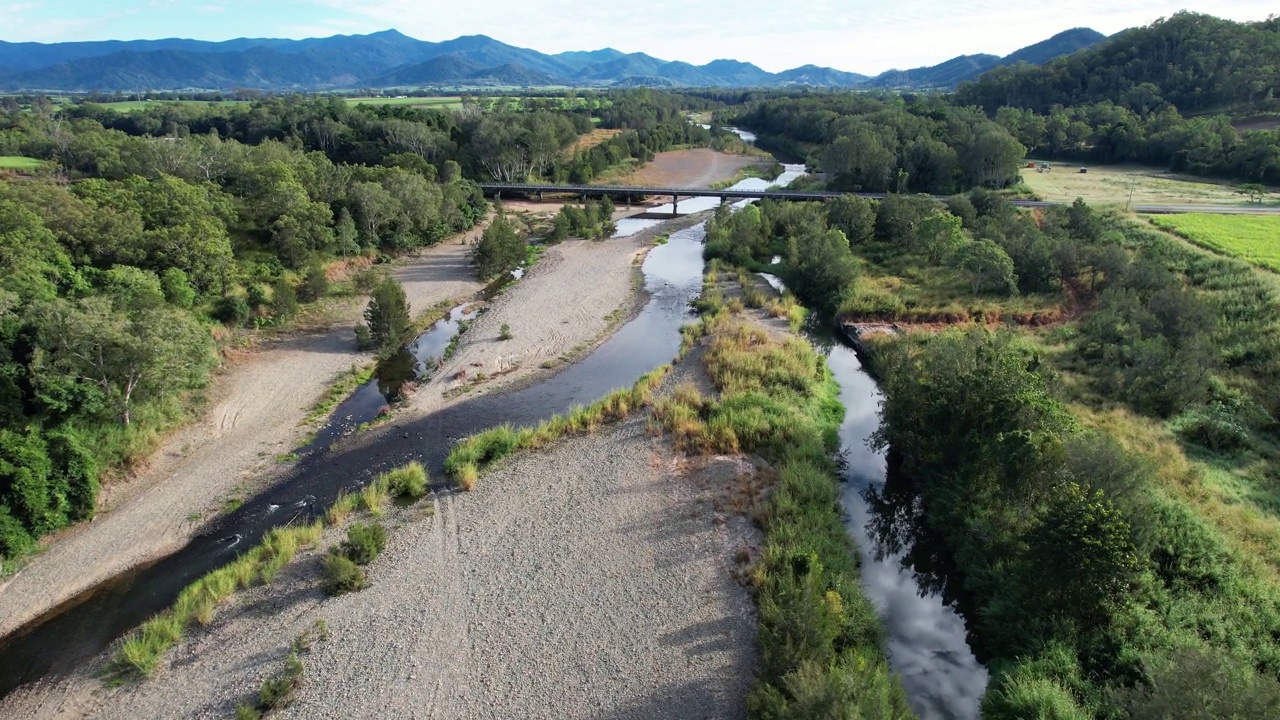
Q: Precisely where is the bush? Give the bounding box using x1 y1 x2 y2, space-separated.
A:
383 462 428 499
160 268 196 308
246 284 269 310
341 522 387 565
299 264 329 302
498 323 513 341
322 552 366 595
354 324 374 351
352 266 387 294
234 704 262 720
982 670 1091 720
211 295 250 326
270 279 298 321
258 653 303 710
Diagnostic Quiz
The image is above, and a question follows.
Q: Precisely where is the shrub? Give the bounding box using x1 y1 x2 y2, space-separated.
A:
234 704 262 720
383 462 428 500
246 284 269 310
354 324 374 351
270 279 298 321
298 264 329 302
258 653 304 710
982 669 1091 720
352 266 387 293
341 522 387 565
212 295 250 326
498 323 513 341
160 268 197 308
322 552 366 595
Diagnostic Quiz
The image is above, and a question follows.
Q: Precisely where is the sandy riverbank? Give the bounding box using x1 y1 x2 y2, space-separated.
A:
0 412 760 719
0 227 488 641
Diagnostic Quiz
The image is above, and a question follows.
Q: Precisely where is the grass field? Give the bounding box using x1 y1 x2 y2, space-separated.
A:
1147 214 1280 272
345 96 463 110
0 155 44 169
1020 159 1278 207
94 100 250 111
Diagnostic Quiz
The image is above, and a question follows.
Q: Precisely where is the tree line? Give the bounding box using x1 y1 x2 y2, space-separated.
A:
0 107 491 564
728 94 1027 194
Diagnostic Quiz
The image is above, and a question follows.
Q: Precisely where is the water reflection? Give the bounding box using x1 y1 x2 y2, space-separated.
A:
823 345 988 720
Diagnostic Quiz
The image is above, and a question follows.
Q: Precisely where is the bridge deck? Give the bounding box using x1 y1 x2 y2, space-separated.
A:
478 183 1057 208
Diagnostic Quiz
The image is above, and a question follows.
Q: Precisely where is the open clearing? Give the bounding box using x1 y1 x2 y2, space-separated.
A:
1147 214 1280 272
0 156 44 169
1021 159 1278 207
344 96 463 110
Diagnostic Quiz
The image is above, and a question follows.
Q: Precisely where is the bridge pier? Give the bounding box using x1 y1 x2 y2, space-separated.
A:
536 190 543 203
672 193 679 216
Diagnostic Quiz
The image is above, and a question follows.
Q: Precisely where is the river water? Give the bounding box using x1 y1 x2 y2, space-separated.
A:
816 332 987 719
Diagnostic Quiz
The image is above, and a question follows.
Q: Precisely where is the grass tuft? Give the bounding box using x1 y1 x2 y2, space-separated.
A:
444 365 672 489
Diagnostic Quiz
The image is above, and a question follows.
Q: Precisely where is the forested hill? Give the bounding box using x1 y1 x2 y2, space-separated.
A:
0 25 1101 92
957 12 1280 114
859 27 1105 90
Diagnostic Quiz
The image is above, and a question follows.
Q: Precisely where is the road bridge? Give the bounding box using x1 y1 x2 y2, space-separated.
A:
477 183 1280 216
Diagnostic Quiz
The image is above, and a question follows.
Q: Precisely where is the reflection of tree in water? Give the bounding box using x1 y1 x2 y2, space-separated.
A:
864 451 989 659
375 348 416 401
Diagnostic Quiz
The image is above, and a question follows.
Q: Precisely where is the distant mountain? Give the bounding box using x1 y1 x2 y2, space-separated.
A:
860 27 1107 89
1001 28 1107 65
861 54 1001 89
0 26 1103 92
554 48 626 71
773 65 869 87
370 54 485 86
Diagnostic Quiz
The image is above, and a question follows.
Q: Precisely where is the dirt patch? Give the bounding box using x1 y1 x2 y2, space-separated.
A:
0 232 487 641
614 149 763 189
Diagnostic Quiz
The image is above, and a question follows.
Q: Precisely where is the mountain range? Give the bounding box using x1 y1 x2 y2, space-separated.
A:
0 28 1106 92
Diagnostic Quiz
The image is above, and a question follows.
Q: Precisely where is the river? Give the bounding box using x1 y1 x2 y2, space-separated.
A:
813 328 988 719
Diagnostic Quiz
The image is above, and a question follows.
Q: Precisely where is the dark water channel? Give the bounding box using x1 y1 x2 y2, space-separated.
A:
0 224 707 698
297 303 481 458
814 327 988 719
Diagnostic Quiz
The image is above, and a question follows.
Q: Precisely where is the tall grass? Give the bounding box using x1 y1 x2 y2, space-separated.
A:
110 460 427 681
108 522 323 679
650 308 910 714
444 366 670 490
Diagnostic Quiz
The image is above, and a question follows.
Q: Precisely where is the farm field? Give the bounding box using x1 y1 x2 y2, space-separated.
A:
1021 159 1278 207
93 100 250 111
0 156 44 169
344 96 463 109
1147 213 1280 272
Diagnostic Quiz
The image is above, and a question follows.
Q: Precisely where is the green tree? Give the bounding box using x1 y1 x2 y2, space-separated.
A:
825 195 876 246
362 278 411 352
957 239 1018 295
916 212 966 263
471 213 526 281
31 294 212 426
270 279 298 322
1025 482 1141 626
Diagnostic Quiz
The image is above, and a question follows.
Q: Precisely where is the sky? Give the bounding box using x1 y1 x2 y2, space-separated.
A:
2 0 1276 74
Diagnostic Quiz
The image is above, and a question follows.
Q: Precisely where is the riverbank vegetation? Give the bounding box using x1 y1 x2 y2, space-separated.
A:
444 366 670 490
766 190 1280 716
545 196 616 241
109 462 424 680
649 290 910 716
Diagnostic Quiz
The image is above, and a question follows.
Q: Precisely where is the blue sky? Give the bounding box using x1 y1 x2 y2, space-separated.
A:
3 1 1275 74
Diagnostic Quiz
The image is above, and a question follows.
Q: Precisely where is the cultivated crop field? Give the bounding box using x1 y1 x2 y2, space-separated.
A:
1148 214 1280 272
344 96 463 109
